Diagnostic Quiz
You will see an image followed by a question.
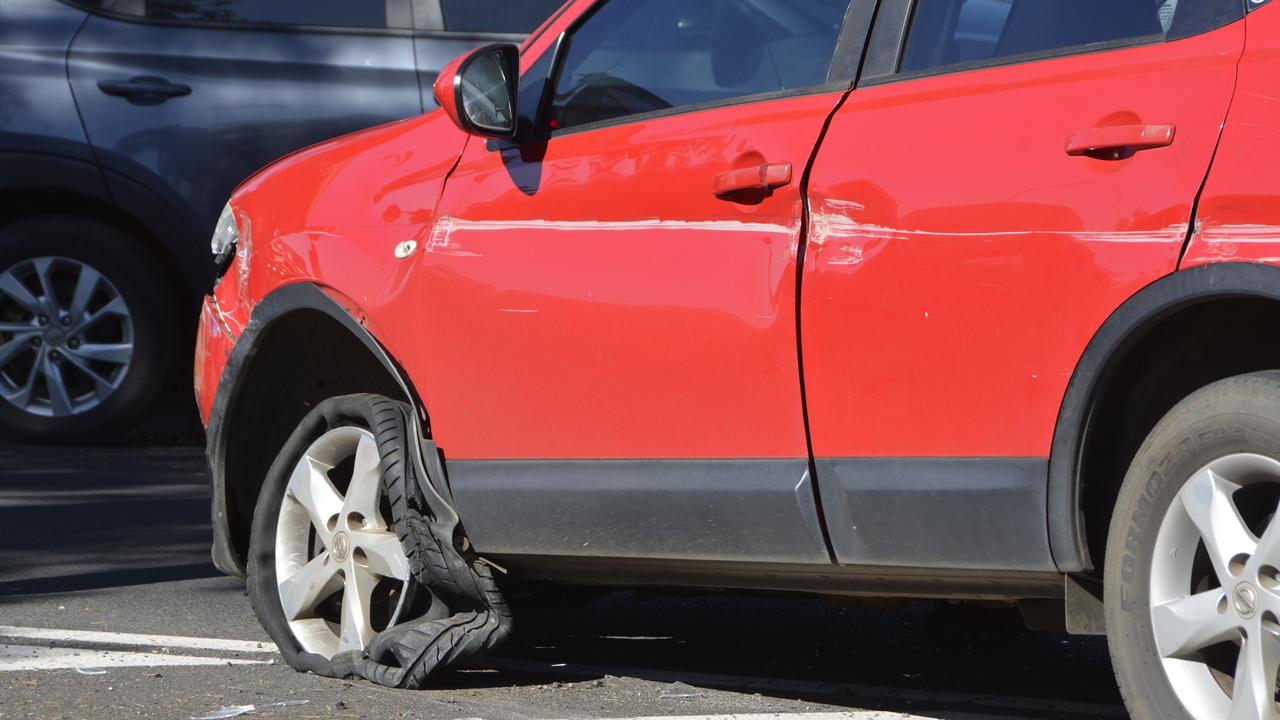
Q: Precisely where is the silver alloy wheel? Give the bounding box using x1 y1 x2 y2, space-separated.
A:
0 256 133 417
275 426 412 659
1151 453 1280 720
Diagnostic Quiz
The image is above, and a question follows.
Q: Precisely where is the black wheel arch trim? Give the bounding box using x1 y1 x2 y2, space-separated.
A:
206 282 422 577
1049 261 1280 572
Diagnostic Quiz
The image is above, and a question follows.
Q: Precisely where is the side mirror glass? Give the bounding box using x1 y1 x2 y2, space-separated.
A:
434 44 520 139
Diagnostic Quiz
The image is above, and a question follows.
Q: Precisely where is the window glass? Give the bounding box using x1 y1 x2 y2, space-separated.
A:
548 0 850 132
442 0 563 34
901 0 1197 74
144 0 388 28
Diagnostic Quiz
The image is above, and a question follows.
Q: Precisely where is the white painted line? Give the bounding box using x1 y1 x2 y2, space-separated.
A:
0 626 277 654
0 645 269 672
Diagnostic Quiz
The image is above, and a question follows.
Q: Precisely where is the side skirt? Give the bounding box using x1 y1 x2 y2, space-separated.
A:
815 457 1057 572
449 459 831 565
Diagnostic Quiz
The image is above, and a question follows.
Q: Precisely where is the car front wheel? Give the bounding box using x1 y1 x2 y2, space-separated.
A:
1107 371 1280 720
248 395 417 668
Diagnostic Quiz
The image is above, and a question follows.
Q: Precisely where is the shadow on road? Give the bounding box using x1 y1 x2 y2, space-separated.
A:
451 589 1126 719
0 446 218 598
0 444 1125 719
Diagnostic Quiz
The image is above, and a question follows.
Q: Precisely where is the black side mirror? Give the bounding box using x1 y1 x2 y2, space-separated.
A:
435 44 520 139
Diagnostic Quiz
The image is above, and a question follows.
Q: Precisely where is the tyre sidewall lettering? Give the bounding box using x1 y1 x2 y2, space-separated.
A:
1106 373 1280 720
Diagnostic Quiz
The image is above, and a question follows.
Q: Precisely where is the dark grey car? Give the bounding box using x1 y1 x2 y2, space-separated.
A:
0 0 562 441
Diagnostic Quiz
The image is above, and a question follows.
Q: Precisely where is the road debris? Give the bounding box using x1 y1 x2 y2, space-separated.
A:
191 699 309 719
660 681 705 699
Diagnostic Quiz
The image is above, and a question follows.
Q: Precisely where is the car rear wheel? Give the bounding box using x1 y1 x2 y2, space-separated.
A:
249 396 416 666
0 216 177 442
1107 371 1280 720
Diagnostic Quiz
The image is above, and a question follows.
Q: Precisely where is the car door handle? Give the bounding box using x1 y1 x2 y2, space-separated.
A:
1066 124 1175 160
97 77 192 105
712 162 793 199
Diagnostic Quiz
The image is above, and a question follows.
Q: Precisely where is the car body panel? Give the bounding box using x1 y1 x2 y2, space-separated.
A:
1184 1 1280 269
0 0 94 162
801 21 1243 462
198 1 1280 592
197 110 469 425
417 90 844 462
67 13 425 243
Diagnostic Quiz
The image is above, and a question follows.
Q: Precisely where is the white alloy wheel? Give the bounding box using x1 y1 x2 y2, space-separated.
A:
1150 453 1280 720
274 426 412 658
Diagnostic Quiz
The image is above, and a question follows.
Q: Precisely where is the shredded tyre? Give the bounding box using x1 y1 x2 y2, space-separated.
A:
247 393 512 688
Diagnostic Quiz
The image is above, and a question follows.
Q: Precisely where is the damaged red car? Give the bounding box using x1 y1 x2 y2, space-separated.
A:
197 0 1280 716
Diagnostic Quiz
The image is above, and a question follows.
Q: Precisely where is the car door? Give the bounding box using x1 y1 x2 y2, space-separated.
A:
415 0 869 566
68 0 423 249
801 0 1245 570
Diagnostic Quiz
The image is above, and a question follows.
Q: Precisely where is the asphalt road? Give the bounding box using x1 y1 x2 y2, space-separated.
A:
0 445 1128 720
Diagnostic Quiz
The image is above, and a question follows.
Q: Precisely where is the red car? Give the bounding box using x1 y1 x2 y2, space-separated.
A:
197 0 1280 717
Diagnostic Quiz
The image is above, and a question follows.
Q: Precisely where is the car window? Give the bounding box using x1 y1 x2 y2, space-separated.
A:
143 0 389 28
547 0 851 132
441 0 563 34
901 0 1230 74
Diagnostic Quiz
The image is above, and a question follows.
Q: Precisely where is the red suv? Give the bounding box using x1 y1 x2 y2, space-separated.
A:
196 1 1280 717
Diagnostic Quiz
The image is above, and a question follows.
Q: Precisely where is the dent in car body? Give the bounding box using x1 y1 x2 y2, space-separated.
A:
1185 2 1280 268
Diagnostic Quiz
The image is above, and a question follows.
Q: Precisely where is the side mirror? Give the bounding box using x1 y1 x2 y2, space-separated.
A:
434 44 520 139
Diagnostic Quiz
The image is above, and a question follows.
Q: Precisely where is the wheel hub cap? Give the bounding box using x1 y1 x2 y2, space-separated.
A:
332 532 350 562
1235 583 1260 620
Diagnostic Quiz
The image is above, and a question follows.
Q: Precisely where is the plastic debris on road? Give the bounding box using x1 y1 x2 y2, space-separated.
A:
190 699 309 719
659 681 705 699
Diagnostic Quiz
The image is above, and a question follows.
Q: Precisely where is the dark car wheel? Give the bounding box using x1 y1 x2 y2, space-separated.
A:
1107 371 1280 720
0 216 177 442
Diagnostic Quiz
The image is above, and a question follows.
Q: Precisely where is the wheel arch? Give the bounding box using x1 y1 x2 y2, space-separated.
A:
206 283 424 577
0 152 211 302
1050 261 1280 575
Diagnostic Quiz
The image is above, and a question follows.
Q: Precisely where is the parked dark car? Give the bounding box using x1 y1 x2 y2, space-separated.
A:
0 0 562 441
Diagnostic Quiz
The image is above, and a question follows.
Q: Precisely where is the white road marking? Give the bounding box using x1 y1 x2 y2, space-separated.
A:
0 626 276 654
0 644 268 672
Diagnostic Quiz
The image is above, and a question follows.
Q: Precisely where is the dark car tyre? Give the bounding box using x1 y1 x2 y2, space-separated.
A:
1107 371 1280 720
0 215 178 441
248 395 418 670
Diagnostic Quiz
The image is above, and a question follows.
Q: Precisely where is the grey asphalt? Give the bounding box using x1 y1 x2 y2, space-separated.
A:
0 445 1128 720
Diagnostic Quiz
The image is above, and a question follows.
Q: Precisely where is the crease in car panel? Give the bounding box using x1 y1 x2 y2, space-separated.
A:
1177 21 1246 268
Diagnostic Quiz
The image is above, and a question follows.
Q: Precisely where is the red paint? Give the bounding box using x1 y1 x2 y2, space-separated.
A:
801 22 1242 459
1185 3 1280 268
432 52 468 125
196 1 1265 476
194 294 234 425
417 92 842 459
